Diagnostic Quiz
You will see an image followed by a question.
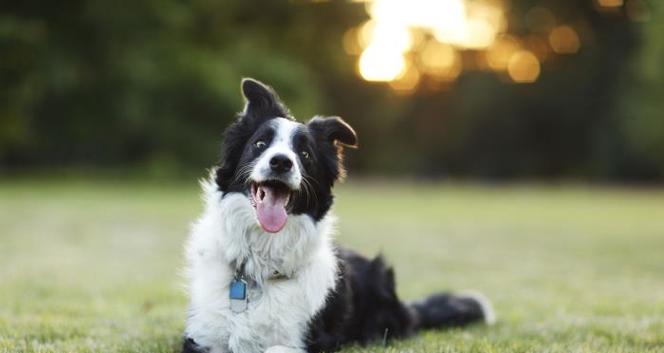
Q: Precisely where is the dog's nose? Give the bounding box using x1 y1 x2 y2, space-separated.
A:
269 154 293 173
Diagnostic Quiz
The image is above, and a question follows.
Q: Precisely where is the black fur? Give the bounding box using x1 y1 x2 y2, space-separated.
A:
305 248 413 352
191 78 489 353
411 293 487 329
305 248 488 353
215 79 292 193
181 337 208 353
214 78 357 221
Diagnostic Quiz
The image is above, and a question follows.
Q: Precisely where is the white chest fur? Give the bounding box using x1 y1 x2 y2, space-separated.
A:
184 180 338 353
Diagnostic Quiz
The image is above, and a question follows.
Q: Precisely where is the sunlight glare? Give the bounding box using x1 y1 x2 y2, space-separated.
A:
359 45 406 81
461 1 504 49
370 23 413 53
357 0 506 83
463 17 497 49
352 0 578 87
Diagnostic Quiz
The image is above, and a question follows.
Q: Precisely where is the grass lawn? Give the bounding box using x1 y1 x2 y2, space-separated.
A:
1 179 664 353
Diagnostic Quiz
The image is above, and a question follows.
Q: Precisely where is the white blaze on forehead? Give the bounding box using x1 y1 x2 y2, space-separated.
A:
271 117 300 147
249 117 302 189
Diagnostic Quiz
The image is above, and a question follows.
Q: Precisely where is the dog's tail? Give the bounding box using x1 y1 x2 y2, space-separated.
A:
409 291 496 331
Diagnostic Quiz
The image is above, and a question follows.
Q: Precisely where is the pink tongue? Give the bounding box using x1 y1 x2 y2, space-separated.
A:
256 186 289 233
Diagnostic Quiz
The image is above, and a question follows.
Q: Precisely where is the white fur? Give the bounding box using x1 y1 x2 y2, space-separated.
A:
458 290 497 325
184 177 338 353
250 118 302 190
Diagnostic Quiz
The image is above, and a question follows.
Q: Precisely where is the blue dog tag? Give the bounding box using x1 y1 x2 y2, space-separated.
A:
229 279 248 313
230 279 246 299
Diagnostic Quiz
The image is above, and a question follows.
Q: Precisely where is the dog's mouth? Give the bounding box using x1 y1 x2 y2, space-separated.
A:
250 180 293 234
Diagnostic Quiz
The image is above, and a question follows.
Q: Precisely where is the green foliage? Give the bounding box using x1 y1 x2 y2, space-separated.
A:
0 0 335 171
1 0 663 180
1 181 664 352
620 1 664 175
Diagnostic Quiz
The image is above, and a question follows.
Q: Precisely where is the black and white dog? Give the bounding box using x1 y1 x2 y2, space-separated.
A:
182 79 494 353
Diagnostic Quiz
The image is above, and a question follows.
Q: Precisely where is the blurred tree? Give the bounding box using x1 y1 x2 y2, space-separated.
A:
359 0 643 180
0 0 341 174
618 1 664 179
0 0 662 181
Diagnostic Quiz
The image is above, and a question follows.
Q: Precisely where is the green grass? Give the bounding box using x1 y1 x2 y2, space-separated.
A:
1 179 664 353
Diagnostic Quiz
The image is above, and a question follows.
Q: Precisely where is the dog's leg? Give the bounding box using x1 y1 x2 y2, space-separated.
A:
264 345 305 353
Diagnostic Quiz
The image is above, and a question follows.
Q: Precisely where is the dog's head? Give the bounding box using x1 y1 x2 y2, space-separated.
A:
215 78 357 233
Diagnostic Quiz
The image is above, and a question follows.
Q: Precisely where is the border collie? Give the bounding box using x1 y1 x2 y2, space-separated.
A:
182 78 495 353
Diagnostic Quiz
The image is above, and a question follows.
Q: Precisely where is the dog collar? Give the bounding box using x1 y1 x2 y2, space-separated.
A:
228 260 289 313
231 259 290 281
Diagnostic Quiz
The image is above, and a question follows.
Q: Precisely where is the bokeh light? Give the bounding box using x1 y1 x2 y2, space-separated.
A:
507 50 541 83
525 35 551 60
352 0 587 87
342 27 363 55
485 35 520 71
420 42 459 76
596 0 624 8
359 45 406 81
356 0 505 82
389 64 421 92
463 1 505 49
549 25 581 54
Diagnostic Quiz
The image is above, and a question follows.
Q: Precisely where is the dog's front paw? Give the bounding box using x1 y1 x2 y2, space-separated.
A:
265 345 303 353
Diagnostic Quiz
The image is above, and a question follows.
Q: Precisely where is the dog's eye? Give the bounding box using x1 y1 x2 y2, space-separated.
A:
255 140 266 149
300 150 310 159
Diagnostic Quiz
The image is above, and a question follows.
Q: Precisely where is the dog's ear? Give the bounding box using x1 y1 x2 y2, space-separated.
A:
307 116 358 182
215 79 290 192
307 116 358 148
241 78 290 122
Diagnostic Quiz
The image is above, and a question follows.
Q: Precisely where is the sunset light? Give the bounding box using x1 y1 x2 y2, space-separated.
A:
356 0 505 85
349 0 586 89
359 45 406 81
